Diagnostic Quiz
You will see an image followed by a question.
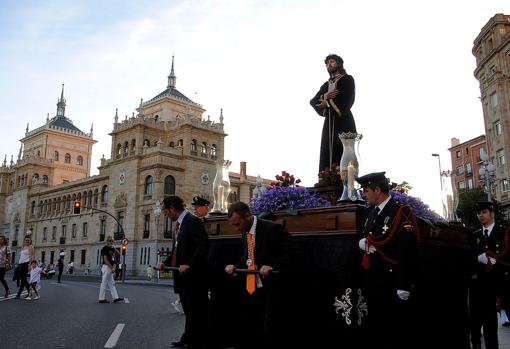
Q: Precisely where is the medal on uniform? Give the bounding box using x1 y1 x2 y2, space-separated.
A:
246 259 252 266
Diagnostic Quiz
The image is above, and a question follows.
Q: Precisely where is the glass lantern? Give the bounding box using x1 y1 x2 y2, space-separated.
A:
338 132 363 202
211 160 232 214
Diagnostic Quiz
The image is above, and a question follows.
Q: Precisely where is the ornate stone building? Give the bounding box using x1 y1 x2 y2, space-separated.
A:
473 14 510 213
0 57 266 275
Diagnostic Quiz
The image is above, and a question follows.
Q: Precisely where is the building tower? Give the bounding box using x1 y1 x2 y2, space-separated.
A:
472 13 510 212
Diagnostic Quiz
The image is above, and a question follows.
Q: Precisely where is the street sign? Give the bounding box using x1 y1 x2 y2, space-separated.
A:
122 238 129 245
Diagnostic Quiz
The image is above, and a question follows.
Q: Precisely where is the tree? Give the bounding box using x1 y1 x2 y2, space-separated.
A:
457 188 488 228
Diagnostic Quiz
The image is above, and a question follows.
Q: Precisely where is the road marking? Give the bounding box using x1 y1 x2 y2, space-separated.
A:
104 323 125 348
0 291 28 302
123 297 129 303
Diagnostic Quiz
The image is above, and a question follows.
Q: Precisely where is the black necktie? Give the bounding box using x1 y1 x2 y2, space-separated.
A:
484 229 489 239
372 207 380 223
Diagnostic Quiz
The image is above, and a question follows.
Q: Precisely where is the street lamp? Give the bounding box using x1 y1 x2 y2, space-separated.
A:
153 200 161 282
479 150 496 201
431 153 443 191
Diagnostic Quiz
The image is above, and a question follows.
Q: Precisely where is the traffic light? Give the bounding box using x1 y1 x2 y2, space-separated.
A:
73 200 81 214
121 243 127 255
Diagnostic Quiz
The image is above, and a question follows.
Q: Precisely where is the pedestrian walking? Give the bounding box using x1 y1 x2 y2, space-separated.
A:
26 260 43 300
0 234 11 297
156 195 210 349
147 265 153 281
57 252 64 283
67 260 74 274
98 235 123 303
15 236 33 299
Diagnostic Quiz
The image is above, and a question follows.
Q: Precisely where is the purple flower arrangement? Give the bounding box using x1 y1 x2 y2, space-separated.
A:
251 186 331 215
390 190 443 223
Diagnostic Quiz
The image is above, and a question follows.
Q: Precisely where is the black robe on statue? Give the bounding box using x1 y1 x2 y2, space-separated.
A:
310 74 357 173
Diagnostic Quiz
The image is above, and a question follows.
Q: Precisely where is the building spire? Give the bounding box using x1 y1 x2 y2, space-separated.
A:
219 108 224 125
167 54 176 89
3 155 6 167
26 122 29 134
114 108 119 124
56 83 66 117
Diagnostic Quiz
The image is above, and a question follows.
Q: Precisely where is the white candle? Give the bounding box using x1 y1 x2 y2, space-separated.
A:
347 161 354 190
217 185 224 210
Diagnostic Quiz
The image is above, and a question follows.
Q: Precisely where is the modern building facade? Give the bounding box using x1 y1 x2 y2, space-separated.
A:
0 57 266 275
473 13 510 212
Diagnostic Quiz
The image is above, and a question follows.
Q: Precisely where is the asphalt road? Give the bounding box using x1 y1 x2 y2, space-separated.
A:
1 277 184 348
1 274 509 348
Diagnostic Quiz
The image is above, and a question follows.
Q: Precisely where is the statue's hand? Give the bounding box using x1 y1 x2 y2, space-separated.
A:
325 90 338 99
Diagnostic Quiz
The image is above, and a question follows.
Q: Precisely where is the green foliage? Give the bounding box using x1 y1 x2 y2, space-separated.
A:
457 188 486 228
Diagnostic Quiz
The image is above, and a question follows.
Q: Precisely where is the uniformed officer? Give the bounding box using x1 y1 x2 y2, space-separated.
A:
469 201 510 349
356 172 419 349
191 196 210 219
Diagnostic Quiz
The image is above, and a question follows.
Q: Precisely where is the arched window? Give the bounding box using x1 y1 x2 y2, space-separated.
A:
37 150 41 157
33 173 39 183
177 139 183 147
211 144 217 159
145 176 153 196
144 139 150 147
164 175 175 195
116 144 122 157
169 142 175 148
76 155 83 166
42 175 48 183
131 139 136 153
64 153 71 163
31 201 36 216
101 185 108 203
54 151 59 161
200 142 207 157
123 141 129 157
190 139 197 154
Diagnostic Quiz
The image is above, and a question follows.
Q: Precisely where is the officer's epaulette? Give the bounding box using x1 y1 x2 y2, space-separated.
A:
472 228 482 236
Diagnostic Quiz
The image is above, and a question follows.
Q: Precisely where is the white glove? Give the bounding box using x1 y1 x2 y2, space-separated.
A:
358 238 376 254
477 253 488 265
397 289 410 300
488 257 497 265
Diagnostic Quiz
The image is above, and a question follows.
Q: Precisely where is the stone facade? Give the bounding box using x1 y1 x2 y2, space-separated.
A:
0 59 268 275
473 14 510 212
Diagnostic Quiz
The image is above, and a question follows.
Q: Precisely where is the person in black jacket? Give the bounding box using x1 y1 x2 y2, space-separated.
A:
310 53 357 173
356 172 419 349
469 201 509 349
157 195 209 349
225 202 290 348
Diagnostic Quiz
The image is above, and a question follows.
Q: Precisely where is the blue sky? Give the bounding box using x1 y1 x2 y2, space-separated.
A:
0 0 507 214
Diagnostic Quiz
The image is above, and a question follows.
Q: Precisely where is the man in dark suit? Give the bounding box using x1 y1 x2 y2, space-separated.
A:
310 53 357 172
356 172 419 349
157 195 210 349
225 202 290 349
469 201 509 349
